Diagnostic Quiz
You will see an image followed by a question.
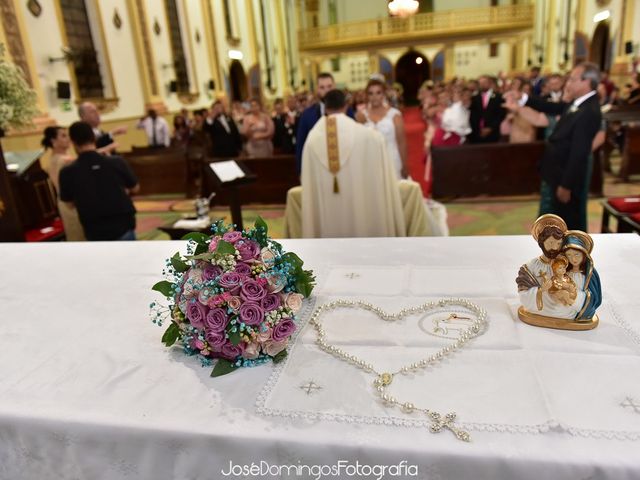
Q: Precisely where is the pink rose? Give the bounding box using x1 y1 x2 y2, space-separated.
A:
207 236 220 252
227 296 242 312
241 341 260 359
256 328 272 343
188 268 204 284
284 293 304 313
191 337 205 351
264 339 288 357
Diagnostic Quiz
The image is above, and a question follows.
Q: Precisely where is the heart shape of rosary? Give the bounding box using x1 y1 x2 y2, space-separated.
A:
309 298 488 442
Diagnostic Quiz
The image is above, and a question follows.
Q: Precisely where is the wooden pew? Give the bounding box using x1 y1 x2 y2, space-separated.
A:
123 147 188 196
603 105 640 181
431 141 603 199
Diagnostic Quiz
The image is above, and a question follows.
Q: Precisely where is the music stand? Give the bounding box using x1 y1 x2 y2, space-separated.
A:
204 159 257 231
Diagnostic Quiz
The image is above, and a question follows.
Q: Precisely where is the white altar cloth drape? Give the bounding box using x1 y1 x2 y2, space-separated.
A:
1 235 640 480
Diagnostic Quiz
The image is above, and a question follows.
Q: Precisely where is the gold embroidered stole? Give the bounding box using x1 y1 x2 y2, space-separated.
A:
325 116 340 193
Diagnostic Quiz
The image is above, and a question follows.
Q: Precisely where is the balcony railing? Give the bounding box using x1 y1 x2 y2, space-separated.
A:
298 4 534 52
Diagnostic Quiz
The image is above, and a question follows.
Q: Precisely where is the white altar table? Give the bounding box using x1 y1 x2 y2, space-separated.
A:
0 235 639 480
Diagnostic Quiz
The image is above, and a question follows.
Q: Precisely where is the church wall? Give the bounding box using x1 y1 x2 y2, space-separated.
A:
183 0 217 108
93 0 145 121
209 0 254 103
452 43 510 79
16 0 75 126
433 0 491 10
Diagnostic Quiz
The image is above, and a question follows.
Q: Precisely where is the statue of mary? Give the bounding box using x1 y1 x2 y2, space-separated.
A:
562 230 602 321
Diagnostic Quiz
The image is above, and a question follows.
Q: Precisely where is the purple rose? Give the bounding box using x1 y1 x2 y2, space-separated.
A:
205 329 226 350
236 239 261 261
272 318 296 342
220 342 242 360
186 301 208 329
234 262 251 277
219 272 242 294
204 307 228 332
239 302 265 326
203 264 223 282
223 231 243 243
241 279 267 302
261 293 281 312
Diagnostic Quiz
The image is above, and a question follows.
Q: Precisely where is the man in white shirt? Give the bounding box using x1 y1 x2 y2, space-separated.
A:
301 89 405 238
136 109 170 148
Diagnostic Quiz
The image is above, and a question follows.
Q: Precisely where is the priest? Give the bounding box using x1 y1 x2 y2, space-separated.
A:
301 89 406 238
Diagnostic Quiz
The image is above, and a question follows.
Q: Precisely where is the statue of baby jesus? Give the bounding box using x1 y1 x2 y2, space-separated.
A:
541 255 577 307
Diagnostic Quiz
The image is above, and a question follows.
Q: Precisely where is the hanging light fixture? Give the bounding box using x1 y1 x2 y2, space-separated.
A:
388 0 419 17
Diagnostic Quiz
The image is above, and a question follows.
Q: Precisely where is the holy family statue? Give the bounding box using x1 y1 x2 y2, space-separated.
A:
516 214 602 330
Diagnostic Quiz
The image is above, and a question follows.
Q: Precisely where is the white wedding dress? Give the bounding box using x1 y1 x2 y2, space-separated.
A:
363 107 403 179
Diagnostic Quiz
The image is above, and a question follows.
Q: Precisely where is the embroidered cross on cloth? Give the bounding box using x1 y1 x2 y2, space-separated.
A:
325 116 340 194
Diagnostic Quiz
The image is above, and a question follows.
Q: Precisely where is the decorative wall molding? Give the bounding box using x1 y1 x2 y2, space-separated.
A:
0 0 33 86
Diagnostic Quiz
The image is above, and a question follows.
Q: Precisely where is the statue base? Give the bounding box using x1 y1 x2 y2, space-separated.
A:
517 306 599 331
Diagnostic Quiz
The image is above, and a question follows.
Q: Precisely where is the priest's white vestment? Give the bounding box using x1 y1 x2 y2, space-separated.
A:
301 113 406 238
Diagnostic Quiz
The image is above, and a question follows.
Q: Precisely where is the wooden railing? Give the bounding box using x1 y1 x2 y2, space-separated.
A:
298 4 534 52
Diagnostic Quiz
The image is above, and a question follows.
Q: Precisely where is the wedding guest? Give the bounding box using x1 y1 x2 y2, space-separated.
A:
272 98 297 154
40 126 85 241
171 114 191 147
59 121 139 241
78 101 126 154
136 109 170 148
469 75 505 143
241 98 274 157
204 100 243 158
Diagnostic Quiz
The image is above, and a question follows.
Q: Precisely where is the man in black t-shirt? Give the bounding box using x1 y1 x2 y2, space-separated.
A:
59 122 140 241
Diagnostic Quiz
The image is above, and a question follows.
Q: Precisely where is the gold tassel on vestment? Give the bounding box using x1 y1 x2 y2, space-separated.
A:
333 176 339 193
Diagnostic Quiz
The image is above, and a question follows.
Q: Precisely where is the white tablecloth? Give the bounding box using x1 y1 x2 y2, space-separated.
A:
1 235 640 480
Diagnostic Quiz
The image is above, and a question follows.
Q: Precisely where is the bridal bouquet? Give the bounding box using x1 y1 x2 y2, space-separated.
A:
151 218 315 377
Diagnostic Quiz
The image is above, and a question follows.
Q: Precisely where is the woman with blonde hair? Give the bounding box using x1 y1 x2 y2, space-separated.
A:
241 97 275 157
41 126 85 240
356 78 408 179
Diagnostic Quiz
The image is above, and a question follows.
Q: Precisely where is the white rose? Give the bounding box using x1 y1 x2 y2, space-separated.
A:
261 247 277 265
284 293 304 313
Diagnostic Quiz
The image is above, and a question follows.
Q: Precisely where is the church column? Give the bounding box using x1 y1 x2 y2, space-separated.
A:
443 43 455 81
274 0 291 94
544 0 557 72
245 0 260 70
200 0 223 97
368 51 380 77
125 0 166 112
611 0 634 84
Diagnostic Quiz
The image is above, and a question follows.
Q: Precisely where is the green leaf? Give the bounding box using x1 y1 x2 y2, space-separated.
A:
194 242 208 256
185 252 215 261
152 280 176 298
161 322 180 347
295 270 316 298
254 216 268 235
281 252 303 270
215 239 236 256
170 252 189 272
228 329 242 346
272 349 288 364
211 358 239 377
181 232 210 244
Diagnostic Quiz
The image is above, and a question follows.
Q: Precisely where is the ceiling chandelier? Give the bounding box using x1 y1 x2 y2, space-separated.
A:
388 0 419 17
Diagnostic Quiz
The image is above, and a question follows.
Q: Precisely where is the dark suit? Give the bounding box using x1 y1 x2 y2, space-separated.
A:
469 91 505 143
526 92 601 230
203 115 243 158
95 131 115 151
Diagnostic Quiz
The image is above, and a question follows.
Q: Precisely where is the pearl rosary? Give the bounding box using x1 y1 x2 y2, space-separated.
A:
310 298 488 442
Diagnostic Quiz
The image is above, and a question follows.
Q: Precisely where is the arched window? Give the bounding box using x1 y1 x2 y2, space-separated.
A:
59 0 113 100
164 0 190 93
